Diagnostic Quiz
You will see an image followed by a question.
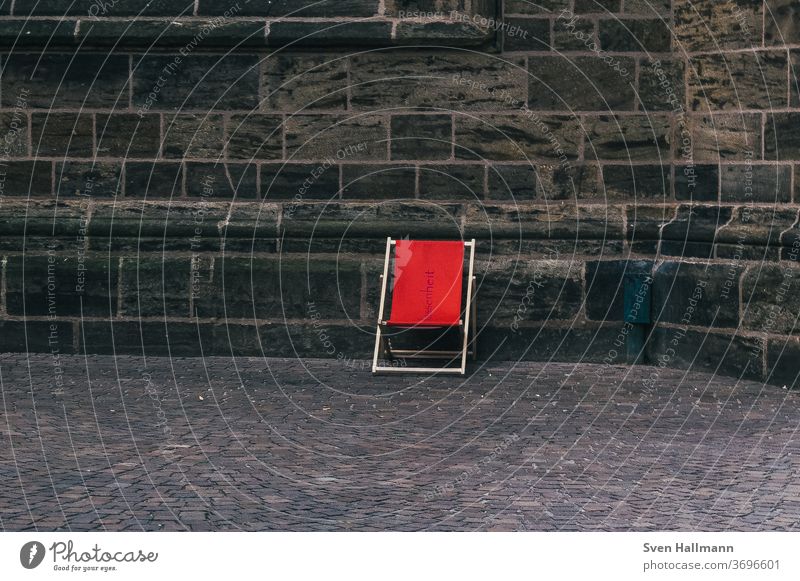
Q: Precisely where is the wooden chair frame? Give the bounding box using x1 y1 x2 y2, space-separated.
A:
372 237 477 376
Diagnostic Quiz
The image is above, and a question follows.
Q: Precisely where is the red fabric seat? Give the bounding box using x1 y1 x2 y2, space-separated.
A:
386 240 464 327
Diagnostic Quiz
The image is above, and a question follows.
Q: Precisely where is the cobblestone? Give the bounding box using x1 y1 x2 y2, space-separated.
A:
1 354 798 531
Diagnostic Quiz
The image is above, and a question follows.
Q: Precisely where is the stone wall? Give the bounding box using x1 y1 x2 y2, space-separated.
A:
0 1 798 387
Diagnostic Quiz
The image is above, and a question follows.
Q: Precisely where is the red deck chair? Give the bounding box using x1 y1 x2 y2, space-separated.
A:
372 237 477 375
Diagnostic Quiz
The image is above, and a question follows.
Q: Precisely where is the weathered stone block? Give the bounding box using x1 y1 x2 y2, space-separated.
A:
585 259 653 321
575 0 620 12
741 264 800 334
538 163 602 200
268 21 392 46
647 327 765 382
486 164 537 200
598 19 671 52
765 112 800 160
162 114 225 160
390 114 453 161
674 0 762 52
203 0 379 17
262 163 340 200
124 162 183 198
0 111 29 157
56 162 122 198
342 164 416 199
653 261 741 328
503 17 550 51
31 113 93 157
765 0 800 45
96 113 161 158
0 320 74 354
419 164 485 200
226 114 284 160
721 164 792 202
675 164 718 201
455 114 581 161
585 115 671 161
1 54 130 108
185 163 258 199
0 161 52 196
78 20 267 48
477 259 583 324
528 56 635 111
263 54 348 111
465 203 623 240
687 114 762 161
767 337 800 388
602 165 671 200
350 53 526 111
637 59 685 112
285 115 387 161
505 0 569 14
133 54 259 110
688 52 787 111
120 257 191 317
6 255 118 317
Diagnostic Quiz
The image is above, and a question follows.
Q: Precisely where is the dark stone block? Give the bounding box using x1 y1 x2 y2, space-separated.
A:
350 53 526 111
599 19 671 52
201 0 379 17
637 59 685 112
675 164 718 201
765 0 800 45
480 323 620 363
263 54 348 111
132 54 259 111
125 162 183 198
538 163 602 200
56 162 122 198
2 54 129 108
390 114 453 161
487 164 537 200
0 19 76 47
765 112 800 160
226 114 284 160
77 20 266 48
96 113 161 158
584 115 671 161
6 255 118 317
792 50 800 107
505 0 569 13
721 164 791 202
624 0 670 14
268 21 392 46
262 163 340 200
602 165 670 200
342 165 416 199
688 52 787 111
0 111 28 157
552 16 594 50
79 321 209 357
285 115 387 161
0 161 52 196
652 261 741 328
14 0 193 16
185 163 258 199
162 114 225 159
742 264 800 334
767 337 800 388
455 114 581 161
528 56 635 111
626 204 672 243
477 260 583 324
585 259 653 321
395 20 495 47
661 204 734 244
647 327 765 382
574 0 620 12
192 257 362 320
419 164 485 200
0 320 73 354
120 257 191 317
503 17 550 51
716 207 796 251
31 113 93 157
465 203 623 240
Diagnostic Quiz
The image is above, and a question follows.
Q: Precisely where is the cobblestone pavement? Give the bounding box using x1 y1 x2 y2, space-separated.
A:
1 353 799 531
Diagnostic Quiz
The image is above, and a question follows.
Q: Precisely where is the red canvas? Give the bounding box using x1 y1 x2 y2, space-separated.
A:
387 240 464 327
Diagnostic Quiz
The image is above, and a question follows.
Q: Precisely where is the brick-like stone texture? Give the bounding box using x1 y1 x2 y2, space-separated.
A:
0 1 797 389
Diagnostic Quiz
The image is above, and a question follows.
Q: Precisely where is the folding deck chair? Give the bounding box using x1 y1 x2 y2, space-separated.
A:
372 238 477 375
